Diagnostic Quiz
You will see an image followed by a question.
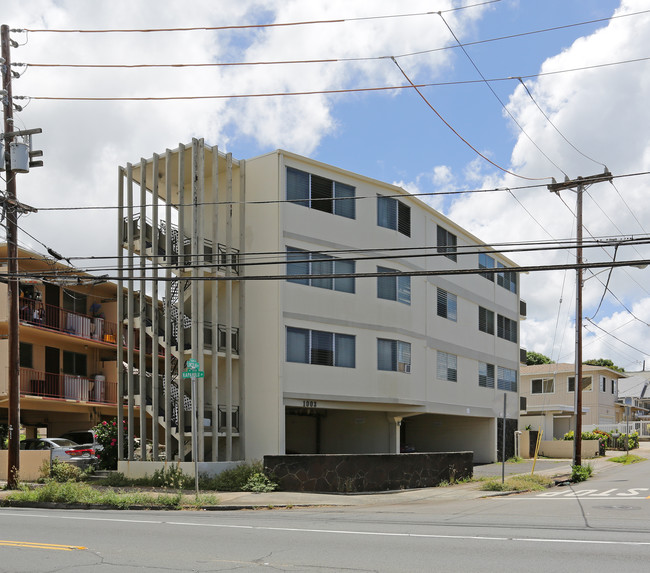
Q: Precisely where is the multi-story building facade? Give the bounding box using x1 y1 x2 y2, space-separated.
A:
119 141 524 466
520 363 626 439
0 245 124 438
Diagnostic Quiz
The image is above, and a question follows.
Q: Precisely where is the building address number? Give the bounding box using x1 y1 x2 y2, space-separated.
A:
302 400 318 408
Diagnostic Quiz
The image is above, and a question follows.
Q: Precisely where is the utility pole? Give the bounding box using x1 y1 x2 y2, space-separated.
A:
548 169 612 467
2 23 20 488
2 25 43 488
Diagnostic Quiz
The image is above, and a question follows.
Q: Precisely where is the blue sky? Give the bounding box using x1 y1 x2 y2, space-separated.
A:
3 0 650 370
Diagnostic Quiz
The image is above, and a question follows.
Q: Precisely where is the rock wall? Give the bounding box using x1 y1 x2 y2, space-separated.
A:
264 452 473 493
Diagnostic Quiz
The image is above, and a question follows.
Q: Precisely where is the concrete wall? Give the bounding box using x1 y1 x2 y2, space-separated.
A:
0 450 49 481
118 460 242 479
538 439 600 459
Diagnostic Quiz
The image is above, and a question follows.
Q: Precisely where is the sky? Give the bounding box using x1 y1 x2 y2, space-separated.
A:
2 0 650 371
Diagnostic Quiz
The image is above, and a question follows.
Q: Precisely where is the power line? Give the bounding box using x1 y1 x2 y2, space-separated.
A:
515 78 606 169
17 2 502 34
15 11 650 70
391 56 549 182
18 56 650 102
438 12 568 177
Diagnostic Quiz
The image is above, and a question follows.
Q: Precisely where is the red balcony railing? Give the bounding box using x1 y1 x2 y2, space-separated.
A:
19 299 118 345
20 367 117 404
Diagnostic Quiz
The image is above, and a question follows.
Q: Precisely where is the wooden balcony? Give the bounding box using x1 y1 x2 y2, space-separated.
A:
20 367 117 405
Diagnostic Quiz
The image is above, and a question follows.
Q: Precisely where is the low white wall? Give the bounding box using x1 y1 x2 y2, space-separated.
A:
538 439 600 459
118 460 242 479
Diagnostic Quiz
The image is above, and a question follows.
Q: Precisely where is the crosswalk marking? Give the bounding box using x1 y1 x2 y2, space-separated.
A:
535 487 649 498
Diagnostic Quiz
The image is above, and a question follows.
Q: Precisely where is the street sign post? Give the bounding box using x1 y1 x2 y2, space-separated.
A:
182 359 202 496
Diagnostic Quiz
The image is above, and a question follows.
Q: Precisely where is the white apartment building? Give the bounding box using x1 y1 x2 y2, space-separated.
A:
118 140 524 466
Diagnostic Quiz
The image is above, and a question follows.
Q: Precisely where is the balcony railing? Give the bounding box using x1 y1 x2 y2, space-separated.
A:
20 367 117 404
20 298 118 345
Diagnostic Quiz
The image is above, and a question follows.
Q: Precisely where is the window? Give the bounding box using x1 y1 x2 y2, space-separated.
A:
611 379 616 394
377 194 411 236
497 366 517 392
436 288 457 321
479 253 494 281
286 327 355 368
377 267 411 305
286 167 356 219
479 362 495 388
568 376 593 392
497 262 517 293
497 314 517 343
478 307 494 335
437 225 457 262
531 378 554 394
62 351 87 377
437 351 458 382
19 342 33 369
286 247 355 293
601 376 607 392
377 339 411 373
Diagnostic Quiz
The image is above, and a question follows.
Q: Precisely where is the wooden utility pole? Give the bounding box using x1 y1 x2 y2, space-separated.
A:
2 23 20 488
548 170 613 467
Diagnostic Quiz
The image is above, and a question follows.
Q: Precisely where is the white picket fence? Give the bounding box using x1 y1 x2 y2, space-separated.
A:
583 421 650 439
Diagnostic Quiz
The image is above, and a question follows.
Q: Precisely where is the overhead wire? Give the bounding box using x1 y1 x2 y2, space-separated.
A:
390 56 548 182
17 1 502 34
18 57 650 102
514 78 606 170
15 10 650 70
437 12 568 177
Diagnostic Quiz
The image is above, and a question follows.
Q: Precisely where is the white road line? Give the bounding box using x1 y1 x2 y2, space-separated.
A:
2 512 650 547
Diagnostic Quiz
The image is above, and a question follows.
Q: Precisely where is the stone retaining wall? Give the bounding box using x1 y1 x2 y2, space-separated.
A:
264 452 473 493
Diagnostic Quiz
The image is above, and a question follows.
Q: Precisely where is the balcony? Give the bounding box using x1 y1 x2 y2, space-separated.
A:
20 367 117 404
20 298 118 345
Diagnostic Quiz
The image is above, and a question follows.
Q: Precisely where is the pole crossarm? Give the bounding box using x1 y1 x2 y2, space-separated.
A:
547 170 613 193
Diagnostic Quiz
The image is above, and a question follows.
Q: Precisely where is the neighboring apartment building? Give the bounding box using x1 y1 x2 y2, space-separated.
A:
520 363 626 439
0 245 125 438
616 372 650 421
119 140 525 466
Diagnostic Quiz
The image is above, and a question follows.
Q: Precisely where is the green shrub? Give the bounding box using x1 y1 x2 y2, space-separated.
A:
571 463 593 483
50 460 85 482
149 466 193 490
199 461 265 491
242 472 278 493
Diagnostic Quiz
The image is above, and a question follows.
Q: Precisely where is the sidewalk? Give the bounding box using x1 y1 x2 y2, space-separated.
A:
1 442 647 510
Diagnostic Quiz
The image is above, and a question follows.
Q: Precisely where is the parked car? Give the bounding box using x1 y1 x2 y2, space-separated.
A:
59 430 103 454
20 438 98 469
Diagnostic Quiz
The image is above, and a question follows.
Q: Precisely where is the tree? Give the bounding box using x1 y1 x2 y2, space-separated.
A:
526 351 552 365
584 358 625 373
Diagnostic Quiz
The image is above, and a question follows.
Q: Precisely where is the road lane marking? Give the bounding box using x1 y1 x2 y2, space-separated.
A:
2 513 650 547
0 539 85 551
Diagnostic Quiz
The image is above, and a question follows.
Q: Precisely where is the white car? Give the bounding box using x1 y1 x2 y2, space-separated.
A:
20 438 98 469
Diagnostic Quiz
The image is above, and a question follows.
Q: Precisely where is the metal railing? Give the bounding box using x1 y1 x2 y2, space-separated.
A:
20 298 118 345
20 367 117 404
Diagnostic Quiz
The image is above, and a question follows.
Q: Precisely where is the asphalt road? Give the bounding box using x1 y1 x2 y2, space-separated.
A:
1 457 649 572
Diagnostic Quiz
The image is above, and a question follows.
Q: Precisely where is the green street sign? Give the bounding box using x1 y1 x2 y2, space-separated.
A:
186 359 200 370
182 370 204 379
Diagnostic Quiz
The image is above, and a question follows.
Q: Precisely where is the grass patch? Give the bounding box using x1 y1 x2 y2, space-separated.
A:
3 480 220 510
480 474 553 492
608 454 645 465
506 456 524 463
